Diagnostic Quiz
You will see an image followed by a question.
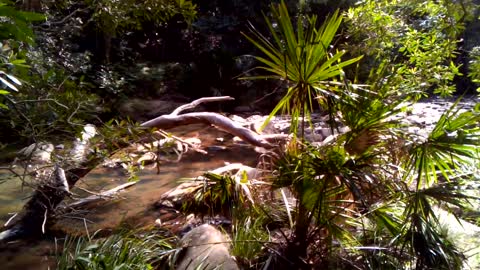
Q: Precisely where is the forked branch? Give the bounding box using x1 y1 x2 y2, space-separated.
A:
141 96 276 148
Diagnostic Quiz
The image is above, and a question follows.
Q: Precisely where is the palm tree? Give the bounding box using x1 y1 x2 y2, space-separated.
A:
243 1 480 268
242 0 362 137
242 0 362 264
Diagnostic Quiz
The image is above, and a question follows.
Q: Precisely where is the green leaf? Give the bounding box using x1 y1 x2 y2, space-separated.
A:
240 170 248 184
407 97 480 188
243 0 361 138
18 11 46 22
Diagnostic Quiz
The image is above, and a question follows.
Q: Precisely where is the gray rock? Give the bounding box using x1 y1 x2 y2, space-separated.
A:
176 224 239 270
17 142 54 164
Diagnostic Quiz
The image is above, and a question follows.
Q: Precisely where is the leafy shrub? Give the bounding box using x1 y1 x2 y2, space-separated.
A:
344 0 474 97
468 46 480 93
0 0 45 107
243 1 480 268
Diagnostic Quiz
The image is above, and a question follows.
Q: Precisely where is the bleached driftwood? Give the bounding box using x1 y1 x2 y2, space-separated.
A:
143 112 274 148
141 96 276 149
170 96 234 116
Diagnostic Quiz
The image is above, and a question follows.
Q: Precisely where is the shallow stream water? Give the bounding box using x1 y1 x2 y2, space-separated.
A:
1 97 480 269
0 124 260 269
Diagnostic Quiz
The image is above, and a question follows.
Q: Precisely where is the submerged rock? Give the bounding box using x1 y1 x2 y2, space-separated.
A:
70 124 97 163
175 224 239 270
17 142 54 164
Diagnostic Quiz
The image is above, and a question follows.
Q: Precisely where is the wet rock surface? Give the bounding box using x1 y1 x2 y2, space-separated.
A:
16 142 54 164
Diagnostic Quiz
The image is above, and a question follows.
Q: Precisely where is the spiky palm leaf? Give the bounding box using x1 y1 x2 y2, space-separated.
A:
242 0 362 135
274 144 381 251
402 200 465 270
181 172 254 218
391 172 480 269
339 63 411 157
405 98 480 188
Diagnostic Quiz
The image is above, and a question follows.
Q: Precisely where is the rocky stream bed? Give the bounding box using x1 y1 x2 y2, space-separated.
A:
1 97 480 269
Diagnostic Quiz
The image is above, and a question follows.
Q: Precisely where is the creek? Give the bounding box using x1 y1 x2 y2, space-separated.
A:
0 124 259 269
1 97 480 269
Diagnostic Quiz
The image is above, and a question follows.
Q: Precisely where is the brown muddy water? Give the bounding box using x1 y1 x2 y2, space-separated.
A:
0 124 260 269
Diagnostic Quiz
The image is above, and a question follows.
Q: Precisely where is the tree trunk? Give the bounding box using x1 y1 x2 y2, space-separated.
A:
286 198 310 269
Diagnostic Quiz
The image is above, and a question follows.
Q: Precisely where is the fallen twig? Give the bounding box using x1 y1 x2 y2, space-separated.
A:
156 130 207 155
67 181 137 208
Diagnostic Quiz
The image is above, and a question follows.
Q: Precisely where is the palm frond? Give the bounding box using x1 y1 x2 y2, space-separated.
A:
241 0 361 135
405 98 480 188
181 171 255 218
402 213 465 270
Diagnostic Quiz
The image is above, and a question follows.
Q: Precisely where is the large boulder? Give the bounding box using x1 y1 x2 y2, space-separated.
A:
175 224 239 270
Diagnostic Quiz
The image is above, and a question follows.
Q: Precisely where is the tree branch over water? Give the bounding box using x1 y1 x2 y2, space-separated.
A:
0 96 287 242
141 96 277 148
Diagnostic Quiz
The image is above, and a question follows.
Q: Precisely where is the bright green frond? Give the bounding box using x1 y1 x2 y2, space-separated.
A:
405 98 480 188
242 0 362 138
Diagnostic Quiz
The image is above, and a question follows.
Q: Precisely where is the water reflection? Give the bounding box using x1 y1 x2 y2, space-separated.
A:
0 124 259 269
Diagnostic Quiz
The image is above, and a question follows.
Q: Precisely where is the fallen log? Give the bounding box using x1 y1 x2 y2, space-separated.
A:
0 161 101 242
0 125 101 242
142 112 273 148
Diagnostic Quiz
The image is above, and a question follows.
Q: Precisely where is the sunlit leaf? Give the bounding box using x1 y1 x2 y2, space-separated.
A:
0 76 18 91
242 1 361 135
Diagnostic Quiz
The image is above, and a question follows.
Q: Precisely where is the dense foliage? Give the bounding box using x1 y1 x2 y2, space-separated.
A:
239 1 480 268
1 0 479 147
343 0 475 97
0 0 44 106
57 231 174 270
1 0 480 269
